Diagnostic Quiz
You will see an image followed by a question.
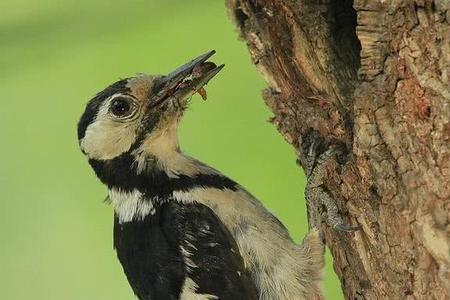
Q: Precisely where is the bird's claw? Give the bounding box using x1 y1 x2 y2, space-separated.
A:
302 130 360 234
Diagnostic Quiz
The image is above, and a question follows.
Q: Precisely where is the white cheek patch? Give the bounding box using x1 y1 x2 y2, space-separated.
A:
80 95 141 160
80 118 137 160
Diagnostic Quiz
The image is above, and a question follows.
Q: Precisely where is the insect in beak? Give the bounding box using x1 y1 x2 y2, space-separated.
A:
151 50 224 107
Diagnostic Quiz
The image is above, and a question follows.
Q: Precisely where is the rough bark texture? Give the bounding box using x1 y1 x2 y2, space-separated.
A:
225 0 450 299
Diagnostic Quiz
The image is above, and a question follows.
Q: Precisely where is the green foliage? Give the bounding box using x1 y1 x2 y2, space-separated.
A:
0 1 342 299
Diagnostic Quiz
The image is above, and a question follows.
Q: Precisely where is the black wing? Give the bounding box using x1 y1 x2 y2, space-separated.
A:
162 201 258 300
114 201 258 300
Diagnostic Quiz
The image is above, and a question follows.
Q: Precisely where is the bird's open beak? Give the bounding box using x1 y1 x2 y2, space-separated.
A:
151 50 224 107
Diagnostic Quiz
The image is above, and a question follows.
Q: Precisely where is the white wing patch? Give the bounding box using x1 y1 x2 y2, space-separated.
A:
180 245 197 272
109 188 155 223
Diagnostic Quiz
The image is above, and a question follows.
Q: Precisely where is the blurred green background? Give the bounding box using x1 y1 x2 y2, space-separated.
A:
0 1 343 299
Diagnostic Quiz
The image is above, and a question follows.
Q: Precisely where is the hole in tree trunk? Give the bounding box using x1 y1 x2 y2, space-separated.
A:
330 0 361 78
234 6 249 29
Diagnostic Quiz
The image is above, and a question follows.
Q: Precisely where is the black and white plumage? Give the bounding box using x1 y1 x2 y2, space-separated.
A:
78 51 324 300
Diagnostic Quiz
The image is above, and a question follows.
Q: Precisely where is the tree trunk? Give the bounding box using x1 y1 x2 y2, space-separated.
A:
225 0 450 299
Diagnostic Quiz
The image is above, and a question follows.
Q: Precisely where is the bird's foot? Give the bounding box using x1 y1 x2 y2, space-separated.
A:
300 131 360 233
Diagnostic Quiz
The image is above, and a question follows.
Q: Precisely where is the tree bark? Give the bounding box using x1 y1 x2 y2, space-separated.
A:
225 0 450 299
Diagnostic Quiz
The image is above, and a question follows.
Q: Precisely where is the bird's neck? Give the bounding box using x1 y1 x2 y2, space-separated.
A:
136 124 181 172
94 151 238 223
88 128 238 223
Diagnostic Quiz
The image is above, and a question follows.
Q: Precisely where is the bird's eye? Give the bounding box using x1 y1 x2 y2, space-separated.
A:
109 96 135 118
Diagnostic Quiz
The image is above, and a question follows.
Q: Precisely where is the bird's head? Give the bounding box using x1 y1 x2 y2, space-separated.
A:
77 51 223 165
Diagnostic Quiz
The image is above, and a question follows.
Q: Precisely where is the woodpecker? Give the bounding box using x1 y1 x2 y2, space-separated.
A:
77 51 326 300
